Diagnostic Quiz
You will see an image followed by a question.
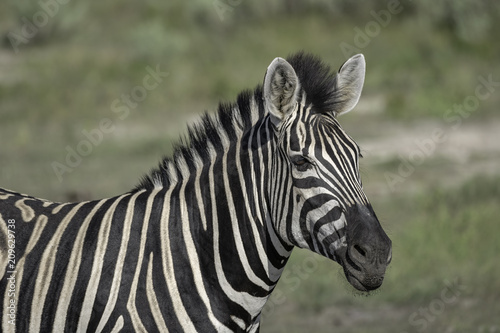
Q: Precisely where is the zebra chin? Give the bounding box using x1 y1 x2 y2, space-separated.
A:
343 264 386 292
332 245 389 292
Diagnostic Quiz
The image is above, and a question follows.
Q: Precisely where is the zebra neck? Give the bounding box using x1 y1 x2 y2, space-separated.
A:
158 115 292 278
150 115 293 320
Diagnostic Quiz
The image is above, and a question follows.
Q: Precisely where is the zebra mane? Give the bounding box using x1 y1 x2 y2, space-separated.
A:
286 52 340 114
134 87 264 191
135 52 340 191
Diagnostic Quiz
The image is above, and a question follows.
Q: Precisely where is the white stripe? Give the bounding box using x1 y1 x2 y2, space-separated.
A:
234 132 282 281
160 186 197 332
209 151 268 317
249 96 259 126
246 123 291 257
96 191 144 332
15 198 35 222
178 166 231 332
52 198 108 331
110 316 124 333
127 188 161 332
329 235 347 252
29 202 86 332
317 131 356 204
222 147 270 291
27 214 49 250
0 193 13 200
52 202 71 215
192 153 207 231
146 252 169 332
77 194 129 331
231 315 247 330
322 126 363 203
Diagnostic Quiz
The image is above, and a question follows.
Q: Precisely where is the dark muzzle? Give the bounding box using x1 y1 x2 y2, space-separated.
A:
340 203 392 291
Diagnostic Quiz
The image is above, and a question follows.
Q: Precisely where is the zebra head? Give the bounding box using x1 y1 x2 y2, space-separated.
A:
263 53 392 292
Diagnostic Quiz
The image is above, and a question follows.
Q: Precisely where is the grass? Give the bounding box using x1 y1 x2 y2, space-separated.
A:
387 176 500 300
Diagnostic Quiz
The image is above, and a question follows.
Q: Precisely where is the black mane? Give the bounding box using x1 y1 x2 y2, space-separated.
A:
135 52 341 191
286 52 341 114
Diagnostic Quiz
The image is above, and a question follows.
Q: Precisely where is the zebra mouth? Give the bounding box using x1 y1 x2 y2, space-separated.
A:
335 248 384 292
345 272 369 292
344 269 382 292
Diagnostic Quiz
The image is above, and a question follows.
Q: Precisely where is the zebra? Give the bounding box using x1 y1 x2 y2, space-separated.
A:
0 52 392 332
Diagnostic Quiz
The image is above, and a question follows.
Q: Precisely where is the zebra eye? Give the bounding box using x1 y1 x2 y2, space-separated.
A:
291 156 312 171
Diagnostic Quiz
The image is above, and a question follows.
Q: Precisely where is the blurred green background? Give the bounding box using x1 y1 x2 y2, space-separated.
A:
1 1 499 332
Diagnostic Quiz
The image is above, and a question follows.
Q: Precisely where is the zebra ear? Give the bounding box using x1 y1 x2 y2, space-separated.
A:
334 54 366 116
263 57 300 126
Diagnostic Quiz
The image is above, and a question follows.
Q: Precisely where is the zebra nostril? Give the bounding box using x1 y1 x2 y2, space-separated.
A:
351 244 371 264
354 244 366 257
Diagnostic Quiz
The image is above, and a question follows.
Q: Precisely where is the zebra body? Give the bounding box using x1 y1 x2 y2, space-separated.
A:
0 53 392 332
0 187 275 332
